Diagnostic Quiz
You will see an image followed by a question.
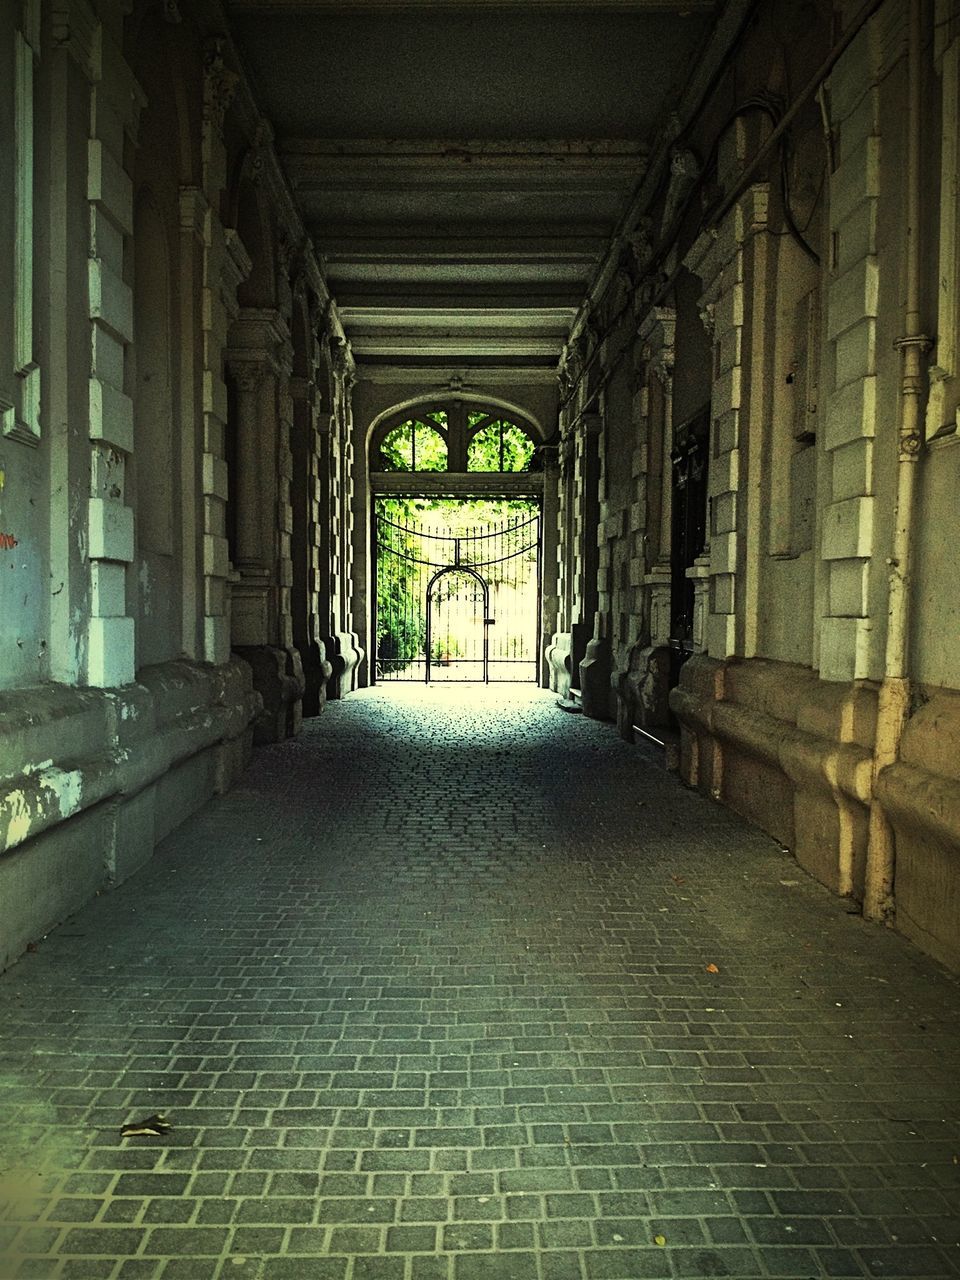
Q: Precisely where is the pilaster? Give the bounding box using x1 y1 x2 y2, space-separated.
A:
80 14 144 687
199 44 243 664
683 184 769 662
820 16 883 681
637 305 675 645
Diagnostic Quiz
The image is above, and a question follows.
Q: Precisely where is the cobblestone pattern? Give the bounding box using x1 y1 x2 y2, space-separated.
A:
2 685 960 1279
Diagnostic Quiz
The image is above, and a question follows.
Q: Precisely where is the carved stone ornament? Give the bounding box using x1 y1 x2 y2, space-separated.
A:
608 265 633 323
331 337 357 389
698 300 717 338
583 310 602 358
625 219 654 275
228 359 267 394
203 38 239 133
662 147 701 234
558 343 582 400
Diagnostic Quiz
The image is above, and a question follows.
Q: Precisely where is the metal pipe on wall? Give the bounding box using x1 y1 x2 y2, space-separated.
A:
863 0 931 922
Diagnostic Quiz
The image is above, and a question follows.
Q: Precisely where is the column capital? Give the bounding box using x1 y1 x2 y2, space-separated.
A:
226 356 269 394
203 36 239 137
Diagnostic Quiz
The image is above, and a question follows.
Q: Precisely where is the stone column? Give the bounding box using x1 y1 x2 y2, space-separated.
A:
618 306 675 736
321 337 362 698
226 309 305 742
539 454 561 689
290 360 332 717
545 417 575 697
577 410 611 720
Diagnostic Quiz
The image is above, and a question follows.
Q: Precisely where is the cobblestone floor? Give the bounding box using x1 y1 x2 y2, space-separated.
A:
2 684 960 1280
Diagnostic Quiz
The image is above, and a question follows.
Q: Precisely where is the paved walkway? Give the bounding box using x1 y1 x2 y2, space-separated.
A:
2 685 960 1280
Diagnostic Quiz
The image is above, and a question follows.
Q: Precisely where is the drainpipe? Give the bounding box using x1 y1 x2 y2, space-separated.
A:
863 0 931 922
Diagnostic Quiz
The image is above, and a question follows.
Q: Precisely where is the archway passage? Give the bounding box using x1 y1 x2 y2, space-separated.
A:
375 498 541 684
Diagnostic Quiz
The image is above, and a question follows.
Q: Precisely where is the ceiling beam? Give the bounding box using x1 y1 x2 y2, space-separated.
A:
232 0 713 12
355 366 558 385
350 336 564 356
338 307 577 329
282 138 646 172
319 238 607 257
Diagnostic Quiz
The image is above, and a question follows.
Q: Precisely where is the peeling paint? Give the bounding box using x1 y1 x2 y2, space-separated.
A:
20 759 54 776
38 765 83 819
1 765 83 852
3 789 31 846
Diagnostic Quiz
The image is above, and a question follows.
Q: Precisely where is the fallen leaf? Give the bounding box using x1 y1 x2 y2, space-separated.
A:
120 1113 172 1138
654 1234 666 1246
705 963 719 974
671 875 685 885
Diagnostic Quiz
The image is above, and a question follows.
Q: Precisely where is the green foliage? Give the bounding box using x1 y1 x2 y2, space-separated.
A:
379 420 447 471
375 496 426 673
467 419 535 472
379 410 534 473
376 496 538 678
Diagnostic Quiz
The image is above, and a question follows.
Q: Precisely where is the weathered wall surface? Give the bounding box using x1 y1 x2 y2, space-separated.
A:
665 3 960 972
0 661 258 971
547 0 960 972
0 0 356 972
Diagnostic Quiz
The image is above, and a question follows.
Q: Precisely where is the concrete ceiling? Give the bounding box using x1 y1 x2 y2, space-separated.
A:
224 0 719 378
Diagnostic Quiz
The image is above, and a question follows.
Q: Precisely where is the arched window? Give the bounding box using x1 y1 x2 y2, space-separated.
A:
371 403 538 474
466 414 535 472
378 416 448 471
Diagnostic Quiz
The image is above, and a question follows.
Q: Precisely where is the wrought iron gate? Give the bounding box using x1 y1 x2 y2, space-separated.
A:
375 503 541 683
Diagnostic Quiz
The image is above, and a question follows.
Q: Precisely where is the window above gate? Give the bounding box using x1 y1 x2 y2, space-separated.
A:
379 416 448 472
466 413 535 472
372 402 538 477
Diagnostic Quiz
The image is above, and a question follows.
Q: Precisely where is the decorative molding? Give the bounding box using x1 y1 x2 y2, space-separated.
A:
222 228 253 292
661 147 700 233
203 37 240 135
0 388 40 447
51 0 100 81
227 358 269 394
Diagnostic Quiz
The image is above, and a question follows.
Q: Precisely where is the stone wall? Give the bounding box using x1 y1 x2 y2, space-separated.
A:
0 0 358 971
549 0 960 972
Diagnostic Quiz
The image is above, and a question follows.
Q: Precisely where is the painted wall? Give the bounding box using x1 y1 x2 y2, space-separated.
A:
0 3 49 690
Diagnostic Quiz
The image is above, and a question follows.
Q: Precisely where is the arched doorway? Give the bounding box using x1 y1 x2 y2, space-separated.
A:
367 399 546 685
426 566 490 683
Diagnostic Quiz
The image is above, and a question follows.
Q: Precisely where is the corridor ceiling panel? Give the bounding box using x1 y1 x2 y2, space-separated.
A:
224 0 717 374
